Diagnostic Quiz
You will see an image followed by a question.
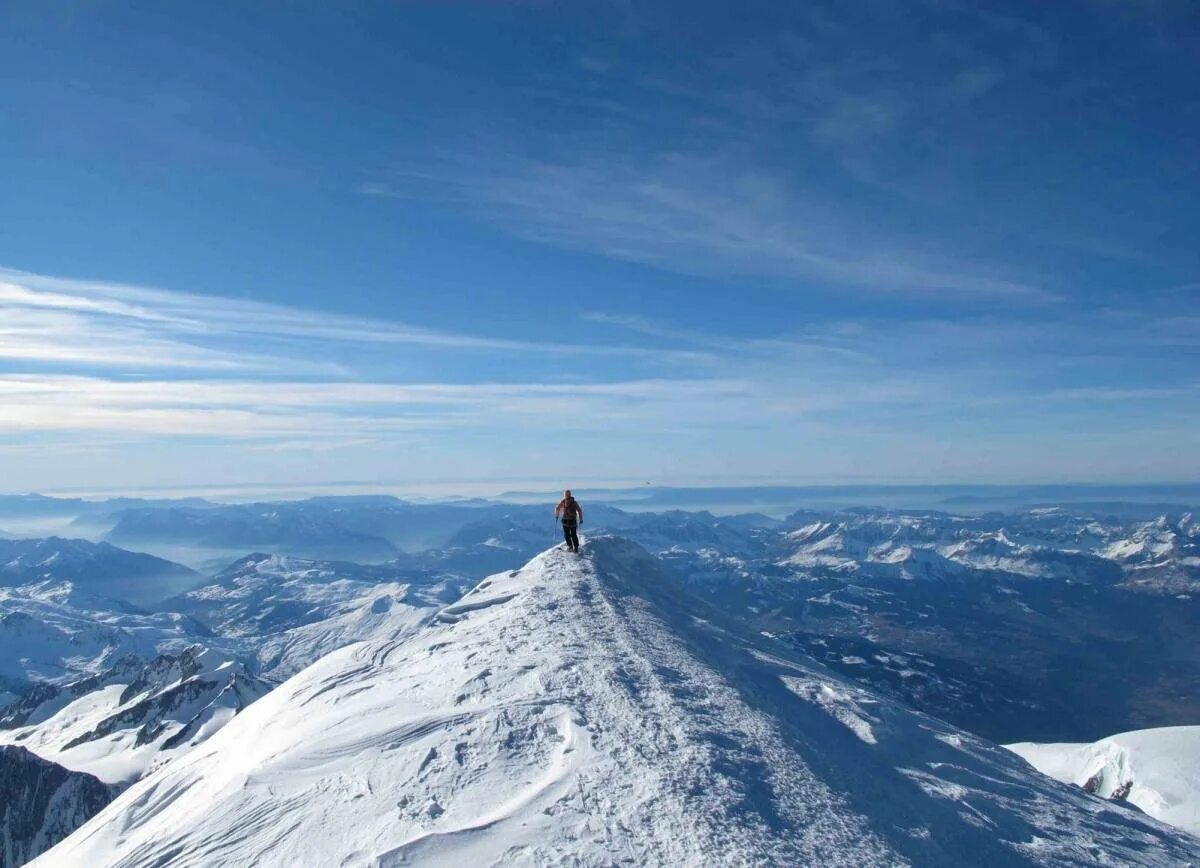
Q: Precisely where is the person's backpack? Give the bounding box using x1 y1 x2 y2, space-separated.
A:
561 497 580 523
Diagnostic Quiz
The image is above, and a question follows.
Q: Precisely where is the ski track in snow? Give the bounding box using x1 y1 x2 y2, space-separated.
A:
34 538 1200 867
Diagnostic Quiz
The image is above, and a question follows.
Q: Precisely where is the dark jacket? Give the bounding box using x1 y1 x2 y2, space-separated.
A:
555 497 583 525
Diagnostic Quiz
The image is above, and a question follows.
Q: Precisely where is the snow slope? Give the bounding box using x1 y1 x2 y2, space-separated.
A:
1007 726 1200 838
39 538 1200 867
0 581 217 686
0 646 271 785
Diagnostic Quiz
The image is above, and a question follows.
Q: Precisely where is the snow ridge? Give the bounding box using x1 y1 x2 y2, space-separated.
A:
1007 726 1200 838
36 538 1200 867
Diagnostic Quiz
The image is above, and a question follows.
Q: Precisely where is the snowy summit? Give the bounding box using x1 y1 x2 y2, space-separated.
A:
37 537 1200 866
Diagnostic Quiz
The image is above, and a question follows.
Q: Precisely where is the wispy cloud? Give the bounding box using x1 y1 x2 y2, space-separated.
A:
0 267 749 450
580 306 1200 410
364 147 1051 300
1022 385 1199 403
359 1 1084 302
0 304 268 370
0 268 711 373
459 156 1051 300
581 311 873 363
1 266 1187 460
0 373 768 439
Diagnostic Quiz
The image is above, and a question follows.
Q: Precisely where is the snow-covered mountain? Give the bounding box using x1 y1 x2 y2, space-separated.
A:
0 745 114 868
166 553 465 677
0 538 199 608
0 581 217 689
773 508 1198 593
167 553 455 636
1007 726 1200 838
636 508 1200 744
13 505 1189 746
1103 513 1200 594
37 538 1200 866
0 645 271 786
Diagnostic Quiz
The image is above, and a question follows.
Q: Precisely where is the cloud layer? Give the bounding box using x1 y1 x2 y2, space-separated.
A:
0 264 1194 493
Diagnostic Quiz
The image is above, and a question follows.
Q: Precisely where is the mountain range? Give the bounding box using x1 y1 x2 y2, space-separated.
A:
3 494 1200 864
164 553 465 678
32 538 1200 867
0 538 198 607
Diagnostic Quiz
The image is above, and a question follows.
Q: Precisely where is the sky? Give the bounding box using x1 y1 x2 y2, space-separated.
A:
0 1 1197 496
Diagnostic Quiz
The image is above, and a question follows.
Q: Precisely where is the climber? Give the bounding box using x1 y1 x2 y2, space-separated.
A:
555 489 583 553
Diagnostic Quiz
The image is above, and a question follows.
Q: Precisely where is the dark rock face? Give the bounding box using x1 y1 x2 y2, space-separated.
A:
1083 770 1135 804
0 745 114 867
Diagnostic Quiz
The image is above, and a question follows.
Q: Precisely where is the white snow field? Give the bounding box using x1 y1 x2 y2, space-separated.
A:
38 538 1200 867
0 580 212 685
0 646 271 786
1008 726 1200 838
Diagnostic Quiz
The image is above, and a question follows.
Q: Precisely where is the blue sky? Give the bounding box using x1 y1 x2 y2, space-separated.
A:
0 1 1197 496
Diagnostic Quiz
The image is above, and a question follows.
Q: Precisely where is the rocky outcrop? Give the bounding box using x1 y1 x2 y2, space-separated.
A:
0 746 113 867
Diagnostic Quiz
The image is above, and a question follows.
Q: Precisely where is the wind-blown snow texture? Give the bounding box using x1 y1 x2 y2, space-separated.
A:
1008 726 1200 838
38 538 1200 866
